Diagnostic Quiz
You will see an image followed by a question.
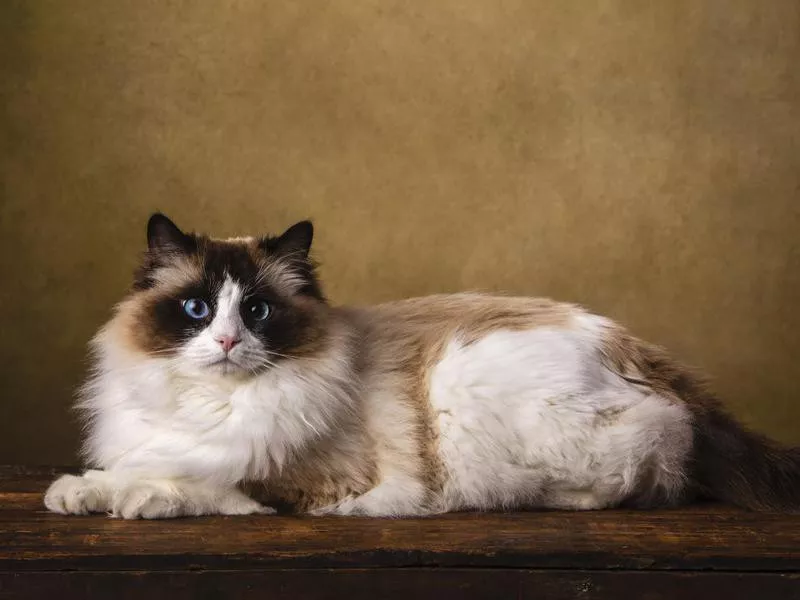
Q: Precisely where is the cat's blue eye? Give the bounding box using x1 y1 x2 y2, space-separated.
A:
182 298 209 320
246 299 271 321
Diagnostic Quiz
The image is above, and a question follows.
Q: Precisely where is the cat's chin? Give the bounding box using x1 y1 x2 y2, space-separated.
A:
201 357 253 378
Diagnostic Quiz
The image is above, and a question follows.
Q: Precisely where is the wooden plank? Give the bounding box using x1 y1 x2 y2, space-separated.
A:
4 508 799 572
0 569 798 600
2 465 799 573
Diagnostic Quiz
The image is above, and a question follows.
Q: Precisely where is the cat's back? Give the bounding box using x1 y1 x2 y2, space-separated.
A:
339 292 588 349
341 291 615 396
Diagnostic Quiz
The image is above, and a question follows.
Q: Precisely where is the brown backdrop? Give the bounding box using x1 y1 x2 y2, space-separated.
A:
1 1 798 465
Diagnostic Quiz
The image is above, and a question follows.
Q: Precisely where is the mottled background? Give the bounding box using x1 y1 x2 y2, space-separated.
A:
1 1 798 464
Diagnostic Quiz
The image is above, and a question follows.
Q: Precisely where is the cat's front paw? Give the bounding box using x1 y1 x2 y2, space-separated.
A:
112 482 186 520
44 474 107 515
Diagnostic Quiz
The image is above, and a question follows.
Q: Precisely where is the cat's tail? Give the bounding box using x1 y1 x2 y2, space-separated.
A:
689 403 800 511
601 329 799 511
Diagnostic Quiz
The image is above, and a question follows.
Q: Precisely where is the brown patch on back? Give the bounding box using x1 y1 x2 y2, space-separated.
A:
368 293 576 345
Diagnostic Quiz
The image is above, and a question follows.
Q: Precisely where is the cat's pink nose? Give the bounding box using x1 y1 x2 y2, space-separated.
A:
216 336 241 353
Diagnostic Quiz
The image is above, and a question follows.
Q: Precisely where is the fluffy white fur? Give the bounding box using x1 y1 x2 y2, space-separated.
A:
45 293 693 519
432 318 691 512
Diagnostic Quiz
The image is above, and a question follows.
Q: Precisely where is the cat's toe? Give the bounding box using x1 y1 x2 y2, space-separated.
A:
44 474 105 515
308 495 357 516
307 505 331 516
232 502 276 516
112 484 184 520
219 492 276 515
243 503 276 515
43 477 70 514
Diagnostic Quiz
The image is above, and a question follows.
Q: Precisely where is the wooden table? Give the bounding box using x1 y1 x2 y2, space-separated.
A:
1 466 798 599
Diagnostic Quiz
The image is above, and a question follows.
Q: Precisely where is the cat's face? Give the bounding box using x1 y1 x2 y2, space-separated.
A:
117 214 329 377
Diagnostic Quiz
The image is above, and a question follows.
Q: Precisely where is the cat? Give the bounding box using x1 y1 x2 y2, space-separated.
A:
44 214 800 519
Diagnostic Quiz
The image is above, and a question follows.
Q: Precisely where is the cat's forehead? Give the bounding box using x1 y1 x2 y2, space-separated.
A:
201 237 262 284
154 236 303 297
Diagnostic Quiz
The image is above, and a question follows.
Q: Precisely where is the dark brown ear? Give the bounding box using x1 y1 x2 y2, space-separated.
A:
258 220 324 299
261 220 314 258
146 213 194 254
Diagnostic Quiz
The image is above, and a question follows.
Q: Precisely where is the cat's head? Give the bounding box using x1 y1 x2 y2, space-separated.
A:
113 213 329 377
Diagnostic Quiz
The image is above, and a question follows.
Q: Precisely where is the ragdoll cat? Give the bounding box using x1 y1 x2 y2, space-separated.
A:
44 214 799 519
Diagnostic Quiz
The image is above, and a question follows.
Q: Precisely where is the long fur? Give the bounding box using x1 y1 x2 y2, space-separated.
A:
44 216 799 518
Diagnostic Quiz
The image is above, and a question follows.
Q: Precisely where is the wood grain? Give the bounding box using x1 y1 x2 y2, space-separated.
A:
2 466 799 574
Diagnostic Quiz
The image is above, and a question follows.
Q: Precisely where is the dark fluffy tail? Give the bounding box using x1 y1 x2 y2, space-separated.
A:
691 406 800 511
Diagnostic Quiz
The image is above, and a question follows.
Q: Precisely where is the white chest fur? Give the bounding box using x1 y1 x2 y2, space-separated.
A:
83 351 354 487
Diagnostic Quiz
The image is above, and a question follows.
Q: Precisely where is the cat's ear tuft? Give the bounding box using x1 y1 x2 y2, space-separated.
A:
147 213 193 254
262 220 314 258
259 220 324 299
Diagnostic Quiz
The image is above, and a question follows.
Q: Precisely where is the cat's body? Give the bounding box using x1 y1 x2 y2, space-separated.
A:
44 216 800 518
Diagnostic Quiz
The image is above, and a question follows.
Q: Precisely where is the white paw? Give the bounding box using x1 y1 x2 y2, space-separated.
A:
44 474 107 515
218 491 277 516
308 495 359 516
307 505 333 516
112 483 185 520
226 502 277 516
